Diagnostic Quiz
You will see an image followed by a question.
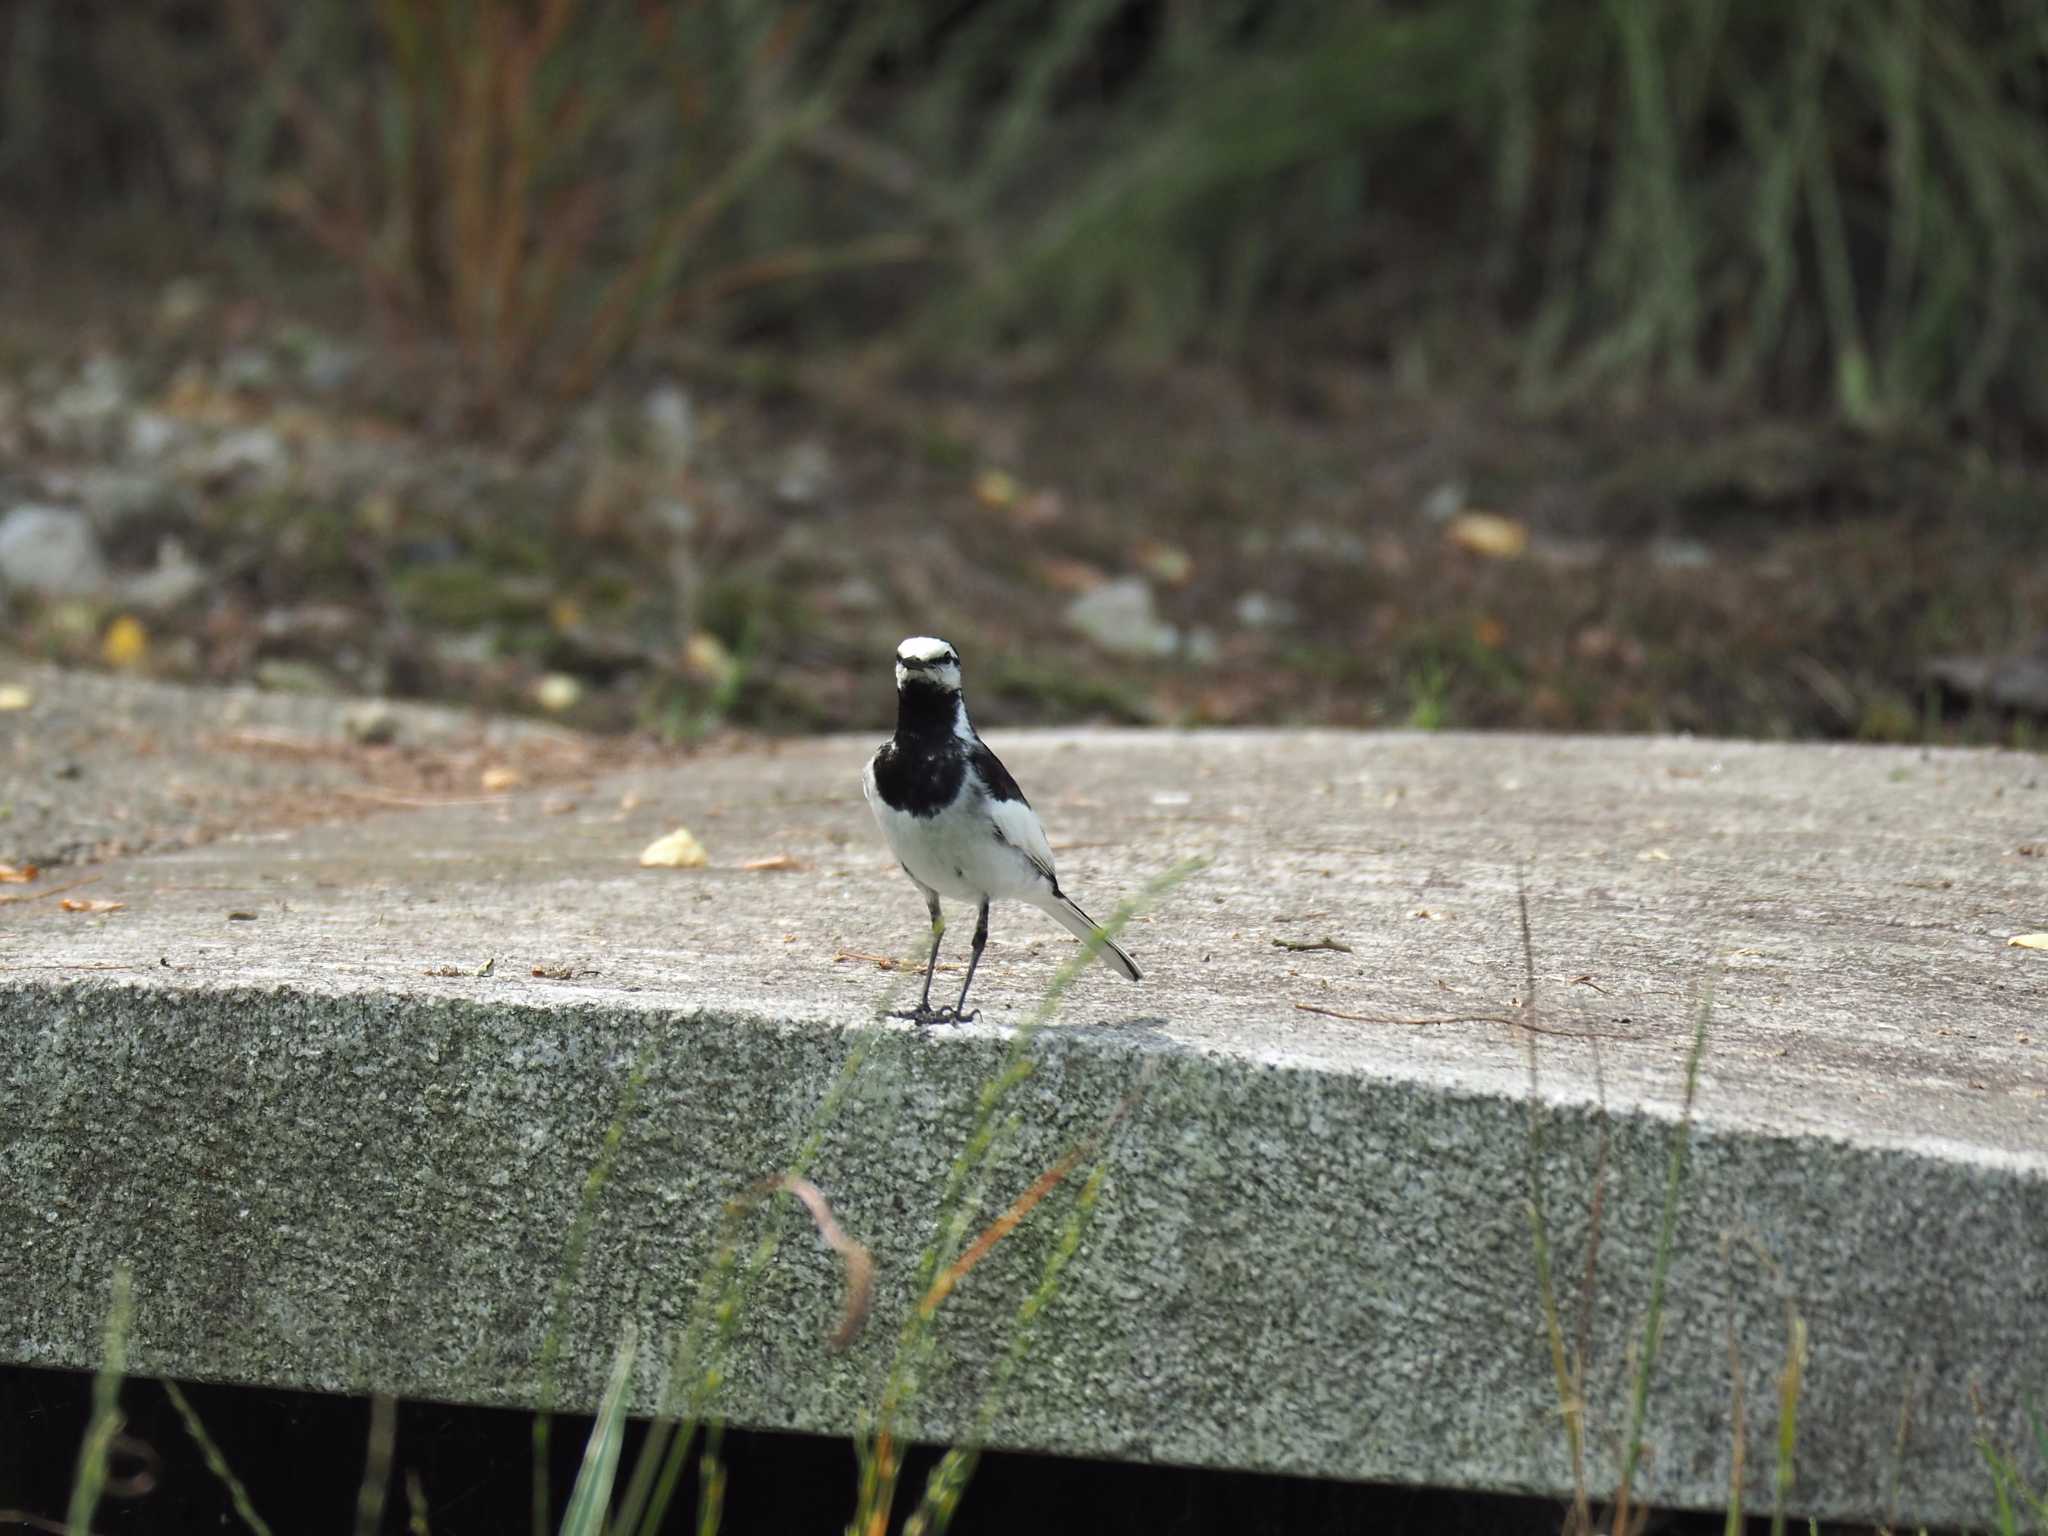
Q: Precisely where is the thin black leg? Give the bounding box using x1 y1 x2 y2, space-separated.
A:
892 888 946 1023
946 899 990 1022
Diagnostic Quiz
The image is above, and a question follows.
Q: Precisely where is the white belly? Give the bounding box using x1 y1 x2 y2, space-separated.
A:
866 771 1048 905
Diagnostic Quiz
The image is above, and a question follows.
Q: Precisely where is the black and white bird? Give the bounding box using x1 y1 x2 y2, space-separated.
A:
862 636 1141 1023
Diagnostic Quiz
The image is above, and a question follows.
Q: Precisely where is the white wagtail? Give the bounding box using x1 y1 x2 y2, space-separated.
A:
862 636 1141 1023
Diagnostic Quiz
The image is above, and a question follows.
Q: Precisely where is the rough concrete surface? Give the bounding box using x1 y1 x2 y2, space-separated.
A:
3 686 2046 1525
0 660 622 868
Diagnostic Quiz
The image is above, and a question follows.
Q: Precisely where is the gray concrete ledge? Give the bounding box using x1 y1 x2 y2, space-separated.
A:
3 718 2046 1525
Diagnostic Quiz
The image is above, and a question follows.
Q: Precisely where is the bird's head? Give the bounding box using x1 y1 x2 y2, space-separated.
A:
895 635 962 694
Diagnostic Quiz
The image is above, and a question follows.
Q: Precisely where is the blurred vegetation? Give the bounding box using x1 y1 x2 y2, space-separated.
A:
7 0 2048 425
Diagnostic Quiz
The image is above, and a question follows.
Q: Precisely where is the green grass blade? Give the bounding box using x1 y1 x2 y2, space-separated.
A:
65 1265 133 1536
534 1034 659 1535
354 1393 398 1536
558 1326 639 1536
1616 978 1714 1514
405 1469 432 1535
161 1379 277 1536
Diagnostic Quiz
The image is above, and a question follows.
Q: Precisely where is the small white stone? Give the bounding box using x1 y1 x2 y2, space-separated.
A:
1065 576 1178 659
0 505 108 596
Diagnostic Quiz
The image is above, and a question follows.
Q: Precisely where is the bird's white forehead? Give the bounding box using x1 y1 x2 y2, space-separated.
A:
897 635 957 664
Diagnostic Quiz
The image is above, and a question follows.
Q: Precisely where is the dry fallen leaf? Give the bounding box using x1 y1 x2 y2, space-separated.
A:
2008 933 2048 950
741 853 806 872
1639 847 1673 862
532 962 599 979
1009 489 1065 530
1272 934 1353 953
1034 556 1108 594
1446 512 1529 560
0 684 32 711
836 948 901 971
0 863 38 884
480 765 524 792
61 898 126 914
639 827 709 868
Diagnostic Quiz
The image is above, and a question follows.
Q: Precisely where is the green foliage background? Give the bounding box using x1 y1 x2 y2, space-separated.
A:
8 1 2048 422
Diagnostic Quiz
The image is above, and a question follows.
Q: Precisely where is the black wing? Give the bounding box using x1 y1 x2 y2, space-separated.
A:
966 738 1030 806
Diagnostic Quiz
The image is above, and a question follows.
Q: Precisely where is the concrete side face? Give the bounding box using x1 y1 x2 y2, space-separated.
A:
4 980 2043 1527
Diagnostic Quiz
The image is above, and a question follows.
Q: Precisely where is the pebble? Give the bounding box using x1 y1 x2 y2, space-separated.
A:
1235 591 1297 629
220 346 278 393
642 383 694 469
1649 536 1714 572
1065 576 1179 659
35 356 130 454
126 411 182 463
342 702 400 745
0 505 109 596
121 538 210 612
196 427 290 486
774 440 834 506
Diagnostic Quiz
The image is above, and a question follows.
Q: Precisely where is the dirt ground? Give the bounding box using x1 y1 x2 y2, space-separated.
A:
4 230 2045 752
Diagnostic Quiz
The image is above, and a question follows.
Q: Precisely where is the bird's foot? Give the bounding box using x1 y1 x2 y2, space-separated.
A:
889 1003 978 1027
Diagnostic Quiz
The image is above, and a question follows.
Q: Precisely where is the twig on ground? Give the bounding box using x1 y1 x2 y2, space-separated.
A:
835 949 957 973
0 874 102 906
1291 1000 1646 1040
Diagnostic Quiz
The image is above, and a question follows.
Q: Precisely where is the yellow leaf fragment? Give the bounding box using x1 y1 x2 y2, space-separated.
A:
101 615 149 669
1134 539 1195 587
480 765 524 792
1446 512 1529 560
973 468 1020 508
2008 933 2048 950
741 853 805 872
61 898 126 913
0 684 32 711
0 863 37 884
682 630 736 687
639 827 709 869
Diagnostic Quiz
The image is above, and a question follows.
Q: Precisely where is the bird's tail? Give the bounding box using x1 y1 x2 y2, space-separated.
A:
1041 893 1142 981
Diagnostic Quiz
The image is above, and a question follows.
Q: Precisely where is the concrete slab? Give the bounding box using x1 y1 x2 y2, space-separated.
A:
4 714 2046 1525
